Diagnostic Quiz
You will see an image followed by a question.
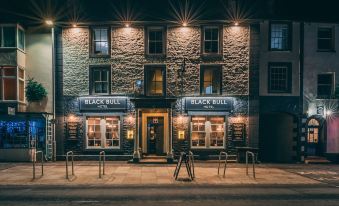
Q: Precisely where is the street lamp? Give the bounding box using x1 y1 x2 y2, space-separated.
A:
45 20 54 26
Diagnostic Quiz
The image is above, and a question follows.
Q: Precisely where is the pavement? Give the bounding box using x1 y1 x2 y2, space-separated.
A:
0 161 324 185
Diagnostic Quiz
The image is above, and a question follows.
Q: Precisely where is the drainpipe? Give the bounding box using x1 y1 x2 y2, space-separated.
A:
299 22 305 162
51 27 56 161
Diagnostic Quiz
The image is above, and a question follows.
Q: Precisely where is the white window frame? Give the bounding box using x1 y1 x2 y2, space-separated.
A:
0 66 25 103
203 26 220 54
86 116 121 149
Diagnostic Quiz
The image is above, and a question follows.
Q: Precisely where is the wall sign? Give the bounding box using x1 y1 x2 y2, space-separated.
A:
66 122 81 140
231 123 246 141
79 96 127 111
185 97 233 111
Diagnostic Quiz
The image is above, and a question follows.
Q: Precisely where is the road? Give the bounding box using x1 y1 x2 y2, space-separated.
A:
1 184 339 206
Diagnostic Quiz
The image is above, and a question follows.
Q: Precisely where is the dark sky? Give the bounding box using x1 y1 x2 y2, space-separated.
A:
0 0 338 25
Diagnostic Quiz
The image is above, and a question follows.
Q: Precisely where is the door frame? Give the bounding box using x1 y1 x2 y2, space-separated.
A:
141 112 169 154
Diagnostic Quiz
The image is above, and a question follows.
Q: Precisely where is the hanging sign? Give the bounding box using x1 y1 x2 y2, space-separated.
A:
79 96 127 111
185 97 233 111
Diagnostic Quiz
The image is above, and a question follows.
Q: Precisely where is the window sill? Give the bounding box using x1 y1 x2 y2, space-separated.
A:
145 53 166 58
201 53 223 59
85 147 121 151
268 49 292 52
89 54 110 58
316 49 336 53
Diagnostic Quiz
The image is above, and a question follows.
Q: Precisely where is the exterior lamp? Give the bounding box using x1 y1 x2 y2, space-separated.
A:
45 20 54 26
178 130 185 140
125 23 130 28
72 24 77 28
234 21 239 26
127 129 134 140
182 22 188 27
326 110 332 116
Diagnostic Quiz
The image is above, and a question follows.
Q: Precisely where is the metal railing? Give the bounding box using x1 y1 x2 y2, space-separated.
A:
218 151 228 178
99 151 106 178
32 150 44 180
246 151 256 178
188 151 195 179
66 151 75 180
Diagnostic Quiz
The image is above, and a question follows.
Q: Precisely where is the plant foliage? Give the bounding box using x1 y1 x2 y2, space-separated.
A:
25 78 48 102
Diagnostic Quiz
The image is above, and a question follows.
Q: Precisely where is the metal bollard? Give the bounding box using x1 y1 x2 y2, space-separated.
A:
188 151 195 179
33 150 44 180
246 151 256 178
66 151 74 180
99 151 106 178
218 151 228 178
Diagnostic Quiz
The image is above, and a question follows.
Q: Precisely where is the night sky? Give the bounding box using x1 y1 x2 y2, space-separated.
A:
0 0 338 25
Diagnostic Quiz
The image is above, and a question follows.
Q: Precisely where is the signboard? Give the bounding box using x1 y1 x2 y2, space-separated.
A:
185 97 233 111
317 106 324 116
66 122 80 140
231 123 246 141
8 107 15 115
79 96 127 111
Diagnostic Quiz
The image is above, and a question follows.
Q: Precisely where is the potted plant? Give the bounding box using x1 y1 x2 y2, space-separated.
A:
25 78 48 111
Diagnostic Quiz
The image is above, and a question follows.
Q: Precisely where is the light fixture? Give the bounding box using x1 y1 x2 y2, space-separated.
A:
72 24 77 28
125 23 130 28
182 22 188 27
234 21 239 26
45 20 54 26
178 130 185 140
127 129 134 140
68 114 76 122
326 110 332 116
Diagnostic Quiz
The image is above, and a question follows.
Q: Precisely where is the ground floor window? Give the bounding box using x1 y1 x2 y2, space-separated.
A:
86 116 120 149
307 118 319 143
191 116 225 148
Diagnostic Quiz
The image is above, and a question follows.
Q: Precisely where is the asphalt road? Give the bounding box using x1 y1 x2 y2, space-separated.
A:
1 184 339 206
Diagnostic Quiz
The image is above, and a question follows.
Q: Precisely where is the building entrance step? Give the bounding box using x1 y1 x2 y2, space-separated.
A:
305 156 331 164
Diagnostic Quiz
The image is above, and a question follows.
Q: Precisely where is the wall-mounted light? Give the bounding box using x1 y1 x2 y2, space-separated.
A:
45 19 54 26
72 24 77 28
234 21 239 26
178 130 185 140
182 22 188 27
127 129 134 140
68 114 76 122
125 23 130 28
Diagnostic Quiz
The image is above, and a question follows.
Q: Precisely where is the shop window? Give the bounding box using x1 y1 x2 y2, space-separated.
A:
146 27 165 55
0 67 25 101
202 26 221 54
200 66 222 95
191 116 225 148
86 116 120 149
144 66 165 96
317 73 334 99
317 27 334 51
307 119 319 143
268 63 292 93
89 66 111 94
270 23 291 51
91 27 109 56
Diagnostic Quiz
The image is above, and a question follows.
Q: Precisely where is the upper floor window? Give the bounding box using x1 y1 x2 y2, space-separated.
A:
0 25 25 50
18 28 25 50
89 66 111 95
317 73 334 99
0 66 25 102
268 63 292 93
91 27 109 56
144 66 166 96
200 65 222 95
317 27 334 51
146 27 166 55
202 27 221 54
270 23 291 51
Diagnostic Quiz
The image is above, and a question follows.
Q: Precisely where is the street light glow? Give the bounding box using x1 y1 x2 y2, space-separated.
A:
45 20 54 26
234 21 239 26
182 22 188 27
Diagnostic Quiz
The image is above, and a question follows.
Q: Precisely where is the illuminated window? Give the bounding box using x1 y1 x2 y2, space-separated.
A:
307 119 319 143
270 23 290 51
147 27 165 55
0 67 25 102
317 73 334 99
203 27 220 54
91 28 109 55
145 66 165 96
90 66 110 94
86 116 120 149
317 28 334 51
191 116 225 148
200 66 222 95
268 63 292 93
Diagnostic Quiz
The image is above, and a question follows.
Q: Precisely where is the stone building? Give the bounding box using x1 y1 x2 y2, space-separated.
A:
55 22 260 162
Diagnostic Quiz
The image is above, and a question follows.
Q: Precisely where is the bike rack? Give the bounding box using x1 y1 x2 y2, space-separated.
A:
246 151 256 178
66 151 75 180
218 151 228 178
99 151 105 178
188 151 195 179
33 150 44 180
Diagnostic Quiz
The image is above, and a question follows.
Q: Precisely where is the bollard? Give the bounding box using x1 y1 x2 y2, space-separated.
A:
246 151 256 178
218 151 228 178
32 151 44 180
99 151 106 178
66 151 74 180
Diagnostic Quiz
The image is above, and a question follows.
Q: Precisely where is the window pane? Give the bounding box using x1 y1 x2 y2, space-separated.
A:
3 67 16 76
269 65 290 93
202 67 221 94
317 74 333 98
18 29 25 50
100 29 108 41
146 68 164 96
318 28 332 38
19 80 24 102
18 68 24 79
2 27 16 47
211 29 218 40
4 78 17 100
93 70 101 81
270 24 289 50
205 29 212 40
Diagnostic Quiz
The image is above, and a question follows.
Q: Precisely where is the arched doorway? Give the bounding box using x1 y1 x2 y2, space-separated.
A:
307 117 325 157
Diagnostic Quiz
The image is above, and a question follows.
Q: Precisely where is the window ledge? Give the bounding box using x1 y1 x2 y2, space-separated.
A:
268 49 292 52
316 49 336 53
89 54 110 58
201 53 223 59
145 53 166 58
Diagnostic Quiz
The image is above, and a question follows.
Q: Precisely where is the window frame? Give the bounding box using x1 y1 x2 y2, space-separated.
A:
267 62 292 94
201 25 223 56
89 26 111 57
317 27 335 52
269 22 292 51
200 65 222 95
0 24 25 51
144 65 166 97
0 66 25 102
85 116 121 149
89 65 111 95
145 26 167 56
317 73 335 99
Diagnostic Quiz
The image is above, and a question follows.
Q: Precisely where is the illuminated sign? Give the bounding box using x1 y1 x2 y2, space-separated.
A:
79 96 127 111
185 97 233 111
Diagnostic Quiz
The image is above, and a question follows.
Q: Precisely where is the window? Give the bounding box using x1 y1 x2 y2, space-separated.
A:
18 28 25 50
268 63 291 93
317 73 334 98
200 66 222 95
90 66 110 94
318 28 334 51
145 66 165 96
307 119 319 143
91 28 109 55
0 67 24 101
146 27 165 55
0 26 16 47
270 23 290 51
191 116 225 148
86 116 120 149
203 27 220 54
